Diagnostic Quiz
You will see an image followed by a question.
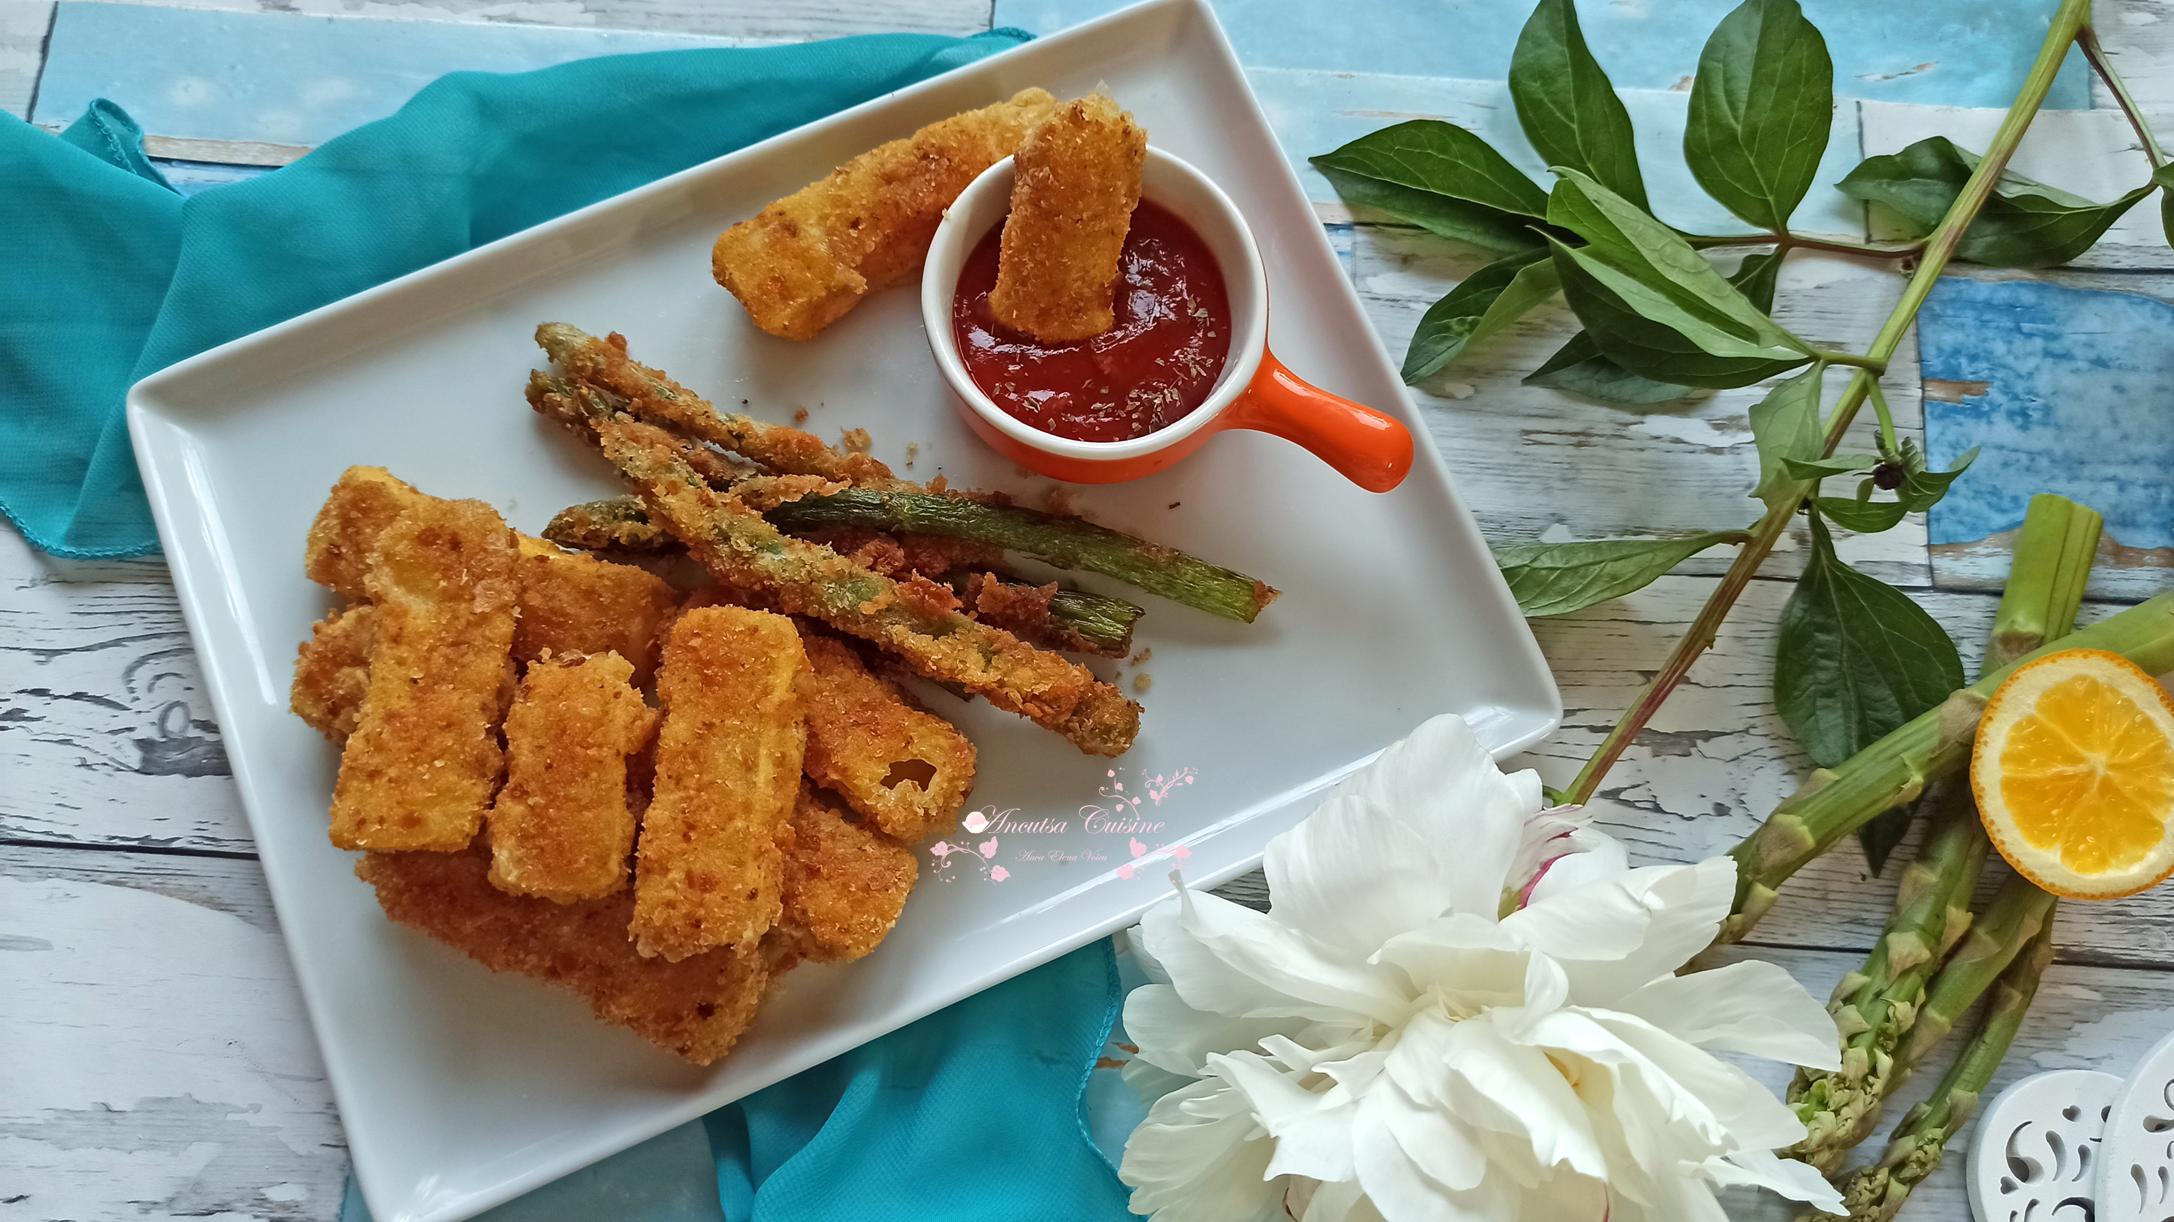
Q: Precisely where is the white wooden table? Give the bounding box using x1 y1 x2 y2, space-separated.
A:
6 2 2174 1219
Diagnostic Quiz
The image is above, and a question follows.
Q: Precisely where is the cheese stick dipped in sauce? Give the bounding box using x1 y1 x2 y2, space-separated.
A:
989 94 1146 343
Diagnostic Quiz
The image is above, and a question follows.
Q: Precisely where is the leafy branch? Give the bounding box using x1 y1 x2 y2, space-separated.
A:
1313 0 2155 824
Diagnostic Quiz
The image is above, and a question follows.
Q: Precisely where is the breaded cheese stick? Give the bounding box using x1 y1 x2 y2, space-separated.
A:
306 468 679 682
510 536 680 685
329 500 519 851
710 88 1058 341
291 604 376 741
990 94 1147 342
633 606 808 961
799 630 975 843
358 848 771 1065
487 652 658 902
778 786 917 963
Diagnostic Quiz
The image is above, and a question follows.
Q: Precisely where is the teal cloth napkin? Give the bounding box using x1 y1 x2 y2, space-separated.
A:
2 29 1024 557
6 31 1136 1221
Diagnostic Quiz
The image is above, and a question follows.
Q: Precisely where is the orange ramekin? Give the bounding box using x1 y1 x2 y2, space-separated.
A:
921 147 1414 493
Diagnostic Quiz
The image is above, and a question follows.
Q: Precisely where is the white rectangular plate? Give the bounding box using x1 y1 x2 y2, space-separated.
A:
126 3 1559 1219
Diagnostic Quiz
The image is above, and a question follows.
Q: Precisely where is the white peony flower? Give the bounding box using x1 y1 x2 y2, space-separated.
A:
1117 714 1845 1222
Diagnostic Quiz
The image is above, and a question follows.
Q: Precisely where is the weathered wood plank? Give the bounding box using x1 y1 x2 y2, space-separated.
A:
0 0 51 118
0 527 251 853
0 852 343 1221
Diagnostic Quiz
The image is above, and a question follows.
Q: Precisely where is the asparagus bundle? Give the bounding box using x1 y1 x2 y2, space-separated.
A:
1785 495 2097 1170
1821 924 2057 1222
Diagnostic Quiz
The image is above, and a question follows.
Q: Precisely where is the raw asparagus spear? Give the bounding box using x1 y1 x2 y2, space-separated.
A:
1785 494 2099 1169
1819 923 2055 1222
1723 590 2174 942
1891 876 2057 1073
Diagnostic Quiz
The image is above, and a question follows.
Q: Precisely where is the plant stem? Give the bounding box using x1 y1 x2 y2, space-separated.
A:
1866 382 1901 455
1781 494 2095 1169
2081 25 2164 166
1825 922 2056 1222
1812 349 1889 375
1721 591 2174 942
1562 0 2097 808
1684 232 1924 260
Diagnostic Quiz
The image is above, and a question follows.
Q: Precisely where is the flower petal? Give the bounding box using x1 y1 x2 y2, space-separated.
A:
1119 1077 1289 1222
1125 982 1306 1078
1209 1049 1359 1183
1170 888 1414 1025
1545 858 1737 1006
1613 960 1840 1070
1706 1148 1846 1213
1328 714 1537 917
1266 799 1453 956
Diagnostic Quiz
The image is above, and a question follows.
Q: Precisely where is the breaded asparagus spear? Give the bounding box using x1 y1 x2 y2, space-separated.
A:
536 324 903 486
573 413 1140 756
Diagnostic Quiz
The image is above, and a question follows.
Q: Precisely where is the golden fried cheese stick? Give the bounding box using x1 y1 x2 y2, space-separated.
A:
306 467 679 682
487 652 658 902
990 94 1146 342
799 630 975 843
778 786 917 963
633 605 808 961
329 500 518 851
710 88 1058 341
291 604 375 741
358 848 771 1065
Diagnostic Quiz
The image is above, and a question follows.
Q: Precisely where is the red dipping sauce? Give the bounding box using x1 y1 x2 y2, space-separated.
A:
951 201 1232 443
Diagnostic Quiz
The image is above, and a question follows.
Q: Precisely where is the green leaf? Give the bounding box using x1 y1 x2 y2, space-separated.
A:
1836 137 2153 268
1897 445 1977 511
1859 808 1912 876
1747 364 1826 515
1775 511 1966 772
1782 453 1881 480
1511 0 1648 209
1548 172 1809 355
1492 531 1748 617
1313 121 1551 218
1527 248 1788 403
1684 0 1835 231
1773 510 1965 774
1524 333 1699 404
1313 164 1547 255
2159 164 2174 250
1404 254 1561 382
1551 246 1811 387
1814 494 1910 533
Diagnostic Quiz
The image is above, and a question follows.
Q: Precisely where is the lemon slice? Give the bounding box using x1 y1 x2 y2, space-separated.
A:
1972 648 2174 900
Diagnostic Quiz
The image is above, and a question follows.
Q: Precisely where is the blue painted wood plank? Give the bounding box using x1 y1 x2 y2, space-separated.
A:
1917 276 2174 551
31 2 740 146
994 0 2090 110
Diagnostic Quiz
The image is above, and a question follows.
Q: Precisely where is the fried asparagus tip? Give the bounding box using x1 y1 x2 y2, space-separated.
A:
534 323 902 486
